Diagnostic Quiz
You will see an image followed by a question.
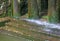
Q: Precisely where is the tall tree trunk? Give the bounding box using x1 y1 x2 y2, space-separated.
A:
13 0 19 18
48 0 59 23
28 0 31 18
28 0 39 19
36 0 41 18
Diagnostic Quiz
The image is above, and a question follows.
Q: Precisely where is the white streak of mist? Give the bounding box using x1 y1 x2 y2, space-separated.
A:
22 19 60 29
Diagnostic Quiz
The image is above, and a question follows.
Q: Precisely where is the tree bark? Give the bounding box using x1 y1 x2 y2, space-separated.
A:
36 0 41 18
48 0 59 23
28 0 39 19
13 0 19 18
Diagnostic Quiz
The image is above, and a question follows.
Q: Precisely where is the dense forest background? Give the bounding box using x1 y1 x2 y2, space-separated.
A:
0 0 60 23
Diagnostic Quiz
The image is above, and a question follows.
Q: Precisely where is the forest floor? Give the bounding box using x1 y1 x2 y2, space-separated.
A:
0 17 41 41
0 17 60 41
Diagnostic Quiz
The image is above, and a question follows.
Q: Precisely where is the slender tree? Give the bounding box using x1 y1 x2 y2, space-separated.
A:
12 0 20 18
36 0 41 18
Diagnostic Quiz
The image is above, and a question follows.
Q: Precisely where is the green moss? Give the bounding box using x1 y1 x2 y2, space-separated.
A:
0 20 10 27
